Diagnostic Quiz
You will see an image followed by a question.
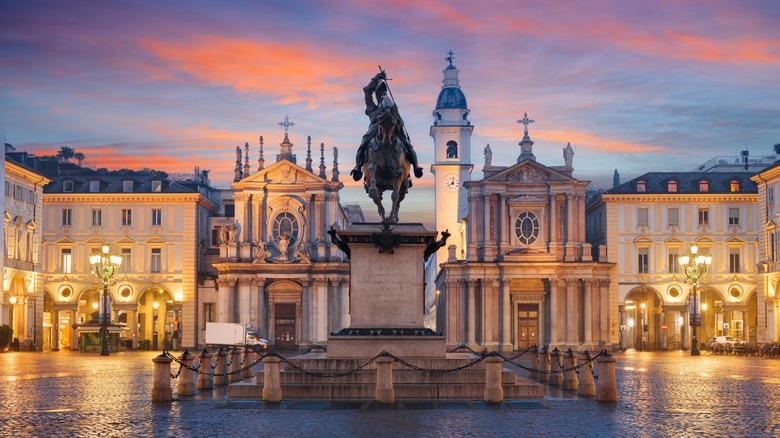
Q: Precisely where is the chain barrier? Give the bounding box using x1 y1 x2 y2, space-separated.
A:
501 349 607 375
164 350 265 379
163 346 606 381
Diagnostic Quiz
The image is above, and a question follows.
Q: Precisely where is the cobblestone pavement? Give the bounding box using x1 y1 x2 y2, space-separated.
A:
1 349 779 437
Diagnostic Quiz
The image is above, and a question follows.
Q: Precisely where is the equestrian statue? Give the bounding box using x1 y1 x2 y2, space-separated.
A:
350 68 423 223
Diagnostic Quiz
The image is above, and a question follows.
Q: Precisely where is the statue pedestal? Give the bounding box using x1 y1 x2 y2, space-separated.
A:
328 223 446 358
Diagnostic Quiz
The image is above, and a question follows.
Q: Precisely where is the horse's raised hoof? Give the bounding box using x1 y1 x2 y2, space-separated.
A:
350 167 363 182
414 167 423 178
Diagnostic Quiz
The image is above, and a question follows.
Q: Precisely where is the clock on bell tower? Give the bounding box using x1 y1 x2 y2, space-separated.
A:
430 51 473 264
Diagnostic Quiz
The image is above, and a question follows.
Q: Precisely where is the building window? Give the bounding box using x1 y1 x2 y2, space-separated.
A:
119 287 132 299
699 181 709 192
212 227 221 246
151 180 162 192
668 208 679 227
89 180 100 192
770 231 777 262
667 180 678 192
123 180 133 192
729 250 741 274
122 209 132 226
730 180 740 192
14 185 24 200
514 211 540 245
638 248 649 274
152 208 162 226
698 208 709 226
728 207 740 226
446 140 458 158
636 180 646 193
150 248 162 273
91 209 102 226
63 180 74 192
769 187 776 205
60 287 72 299
224 203 235 217
668 251 679 274
203 303 216 329
121 248 132 272
62 208 72 226
61 248 72 274
26 189 34 204
273 212 300 245
4 182 9 196
668 287 681 299
637 208 649 227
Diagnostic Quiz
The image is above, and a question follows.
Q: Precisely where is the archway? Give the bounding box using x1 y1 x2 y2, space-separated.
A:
43 290 54 350
696 287 726 344
746 290 758 343
7 275 30 349
623 287 663 351
137 287 174 350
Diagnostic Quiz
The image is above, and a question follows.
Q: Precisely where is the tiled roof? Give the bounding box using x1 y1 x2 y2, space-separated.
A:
44 174 195 194
606 172 757 194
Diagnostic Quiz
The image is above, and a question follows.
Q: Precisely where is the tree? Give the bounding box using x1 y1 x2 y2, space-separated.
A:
73 152 85 166
56 146 75 162
774 143 780 155
0 324 13 351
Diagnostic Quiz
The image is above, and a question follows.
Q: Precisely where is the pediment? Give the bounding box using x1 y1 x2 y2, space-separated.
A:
236 160 326 186
664 236 684 245
766 218 778 229
481 159 576 184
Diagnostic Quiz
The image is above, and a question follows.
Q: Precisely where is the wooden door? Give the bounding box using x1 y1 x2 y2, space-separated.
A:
517 303 539 349
274 303 296 348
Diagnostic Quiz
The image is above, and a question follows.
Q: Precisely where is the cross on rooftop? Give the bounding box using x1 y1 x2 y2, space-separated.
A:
517 112 535 136
278 115 295 137
446 50 455 66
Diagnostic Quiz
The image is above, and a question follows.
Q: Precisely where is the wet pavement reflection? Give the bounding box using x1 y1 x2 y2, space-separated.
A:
1 349 779 436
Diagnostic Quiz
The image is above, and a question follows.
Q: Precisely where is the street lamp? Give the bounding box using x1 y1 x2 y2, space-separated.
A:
89 244 122 356
678 245 711 356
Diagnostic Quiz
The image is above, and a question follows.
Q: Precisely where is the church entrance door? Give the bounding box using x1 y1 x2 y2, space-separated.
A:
274 303 296 349
517 303 539 349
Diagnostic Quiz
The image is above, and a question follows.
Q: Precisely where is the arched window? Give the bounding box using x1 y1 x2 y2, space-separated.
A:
273 212 299 245
446 141 458 158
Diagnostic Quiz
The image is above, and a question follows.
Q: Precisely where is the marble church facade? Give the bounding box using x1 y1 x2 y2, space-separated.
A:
428 57 616 353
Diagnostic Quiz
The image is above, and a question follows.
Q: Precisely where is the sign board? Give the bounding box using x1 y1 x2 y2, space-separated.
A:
723 322 730 329
661 324 668 330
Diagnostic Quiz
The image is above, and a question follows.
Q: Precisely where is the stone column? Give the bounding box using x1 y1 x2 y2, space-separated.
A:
252 193 263 244
314 278 328 344
549 280 560 345
238 278 251 325
216 279 230 323
500 278 512 352
300 279 311 345
314 195 324 259
467 279 477 346
340 278 350 329
584 280 593 344
599 280 610 345
566 279 578 344
51 309 60 351
69 310 77 350
131 309 139 350
445 280 458 348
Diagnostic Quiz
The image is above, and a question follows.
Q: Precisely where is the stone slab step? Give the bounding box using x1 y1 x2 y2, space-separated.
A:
254 369 520 385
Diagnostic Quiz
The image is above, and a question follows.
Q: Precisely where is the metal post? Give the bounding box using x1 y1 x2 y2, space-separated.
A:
691 284 700 356
100 283 110 356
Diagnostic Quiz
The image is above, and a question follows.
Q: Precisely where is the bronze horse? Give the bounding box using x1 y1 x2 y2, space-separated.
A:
363 95 411 224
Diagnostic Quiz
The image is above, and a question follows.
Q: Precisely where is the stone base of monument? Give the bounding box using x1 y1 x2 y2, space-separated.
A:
227 223 543 400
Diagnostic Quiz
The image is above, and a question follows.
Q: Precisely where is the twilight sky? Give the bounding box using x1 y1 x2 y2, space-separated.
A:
2 0 779 226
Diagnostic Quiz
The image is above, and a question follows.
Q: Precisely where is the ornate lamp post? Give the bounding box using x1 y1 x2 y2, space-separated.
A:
678 245 711 356
89 244 122 356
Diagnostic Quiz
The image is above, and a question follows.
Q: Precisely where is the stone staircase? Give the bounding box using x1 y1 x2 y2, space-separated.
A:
228 353 544 400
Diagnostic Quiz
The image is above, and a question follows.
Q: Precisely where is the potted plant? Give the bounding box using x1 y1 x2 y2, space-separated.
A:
0 324 13 352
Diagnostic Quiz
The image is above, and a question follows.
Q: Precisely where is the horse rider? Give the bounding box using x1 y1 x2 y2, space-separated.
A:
351 71 424 182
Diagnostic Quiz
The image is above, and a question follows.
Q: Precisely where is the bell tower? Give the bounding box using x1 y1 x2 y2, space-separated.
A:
430 51 473 263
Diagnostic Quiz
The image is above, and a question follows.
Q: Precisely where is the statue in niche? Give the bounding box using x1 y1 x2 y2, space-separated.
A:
274 233 291 262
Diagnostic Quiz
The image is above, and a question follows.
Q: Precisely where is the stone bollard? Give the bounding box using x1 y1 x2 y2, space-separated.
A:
243 347 256 379
562 348 578 391
577 351 596 396
528 345 539 381
152 353 173 402
214 347 229 386
596 352 618 402
228 347 243 383
197 349 214 390
483 355 504 402
375 355 395 403
177 350 196 396
539 346 550 383
549 347 563 386
262 355 282 402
